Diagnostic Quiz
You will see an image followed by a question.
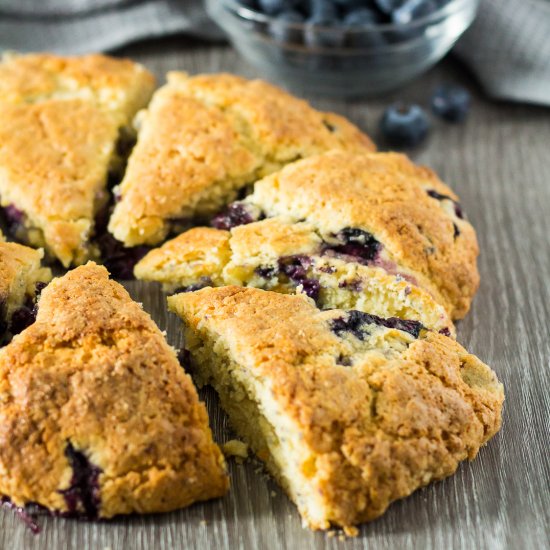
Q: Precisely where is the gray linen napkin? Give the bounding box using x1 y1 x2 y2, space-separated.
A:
0 0 549 105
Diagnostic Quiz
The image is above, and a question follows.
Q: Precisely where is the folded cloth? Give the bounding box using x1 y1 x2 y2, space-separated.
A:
0 0 223 54
454 0 550 106
0 0 548 106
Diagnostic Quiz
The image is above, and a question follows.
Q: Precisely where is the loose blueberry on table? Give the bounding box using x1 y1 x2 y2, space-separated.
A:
431 84 471 122
380 103 430 148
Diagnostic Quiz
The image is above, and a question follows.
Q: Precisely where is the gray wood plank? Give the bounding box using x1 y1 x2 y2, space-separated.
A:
1 37 549 550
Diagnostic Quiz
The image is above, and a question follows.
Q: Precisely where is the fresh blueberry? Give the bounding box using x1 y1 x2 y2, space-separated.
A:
236 0 258 8
379 103 430 148
96 232 150 280
374 0 409 14
9 306 36 336
258 0 296 15
392 0 438 24
431 84 471 123
271 10 305 43
305 0 346 47
1 204 25 237
344 8 386 47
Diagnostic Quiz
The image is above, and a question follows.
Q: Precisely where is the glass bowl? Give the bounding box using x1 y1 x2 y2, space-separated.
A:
206 0 479 98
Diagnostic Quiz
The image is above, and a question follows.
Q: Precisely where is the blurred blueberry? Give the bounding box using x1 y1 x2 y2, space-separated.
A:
374 0 409 14
258 0 297 15
343 6 382 24
271 10 305 43
380 103 430 148
236 0 258 8
431 85 471 122
334 0 375 9
305 0 345 47
392 0 438 24
344 8 386 47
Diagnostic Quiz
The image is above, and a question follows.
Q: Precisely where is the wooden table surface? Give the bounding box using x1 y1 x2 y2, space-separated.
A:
1 37 549 550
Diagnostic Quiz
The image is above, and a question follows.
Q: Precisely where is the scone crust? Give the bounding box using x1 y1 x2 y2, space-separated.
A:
247 151 480 318
169 286 503 530
0 263 228 517
109 72 375 246
0 53 156 266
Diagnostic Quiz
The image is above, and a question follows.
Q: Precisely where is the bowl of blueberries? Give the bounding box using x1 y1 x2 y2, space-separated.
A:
206 0 479 97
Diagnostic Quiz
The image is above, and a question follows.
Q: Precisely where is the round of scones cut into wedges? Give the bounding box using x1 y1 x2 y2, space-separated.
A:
0 263 228 519
0 53 156 268
135 150 478 322
134 220 455 337
168 286 504 532
108 72 375 248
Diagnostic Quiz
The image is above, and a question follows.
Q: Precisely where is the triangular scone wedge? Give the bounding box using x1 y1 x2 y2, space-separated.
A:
0 53 156 267
135 221 455 336
108 72 375 246
0 263 228 518
168 286 504 532
0 241 52 343
211 151 479 319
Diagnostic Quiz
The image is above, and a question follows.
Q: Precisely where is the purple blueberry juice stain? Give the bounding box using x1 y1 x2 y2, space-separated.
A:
426 189 464 219
331 310 424 340
338 278 363 292
1 497 41 534
211 202 262 231
278 255 320 300
321 228 381 265
59 443 101 519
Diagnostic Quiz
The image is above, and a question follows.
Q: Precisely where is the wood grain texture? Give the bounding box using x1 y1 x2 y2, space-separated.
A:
1 37 549 550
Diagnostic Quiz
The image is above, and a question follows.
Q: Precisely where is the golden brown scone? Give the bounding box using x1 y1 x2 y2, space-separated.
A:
109 72 375 246
227 151 479 319
135 218 454 336
168 286 504 532
0 263 228 518
0 53 156 267
0 241 52 342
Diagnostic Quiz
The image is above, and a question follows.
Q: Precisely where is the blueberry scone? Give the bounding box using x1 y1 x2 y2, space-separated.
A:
136 150 477 321
0 263 228 519
135 220 454 336
0 53 156 267
168 286 504 531
207 151 478 319
108 72 375 247
0 241 52 344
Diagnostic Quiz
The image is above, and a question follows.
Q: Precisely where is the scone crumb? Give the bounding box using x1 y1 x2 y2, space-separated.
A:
343 526 359 537
222 439 249 460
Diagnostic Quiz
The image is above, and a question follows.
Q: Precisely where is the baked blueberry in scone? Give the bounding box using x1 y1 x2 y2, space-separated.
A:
0 53 156 267
0 240 52 344
134 220 455 336
212 151 479 319
108 72 375 247
135 151 478 322
0 263 228 520
168 286 504 532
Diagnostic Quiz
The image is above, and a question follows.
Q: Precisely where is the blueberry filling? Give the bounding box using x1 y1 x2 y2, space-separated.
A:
426 189 464 219
438 327 451 337
59 443 101 519
171 277 213 294
1 204 25 238
1 497 41 534
9 305 37 336
322 227 382 265
331 309 424 340
255 266 278 279
278 255 320 300
210 202 262 231
453 223 460 238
